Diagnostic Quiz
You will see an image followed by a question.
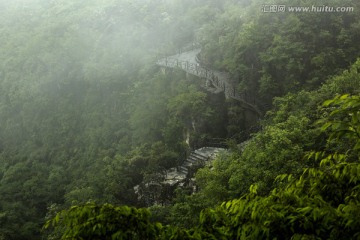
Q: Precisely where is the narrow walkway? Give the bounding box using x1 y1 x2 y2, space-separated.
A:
163 147 224 186
133 147 225 203
156 49 263 115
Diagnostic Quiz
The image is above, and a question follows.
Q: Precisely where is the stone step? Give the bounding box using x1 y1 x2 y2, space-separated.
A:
183 161 193 167
187 159 201 166
193 152 208 160
179 166 188 174
178 170 188 175
193 151 208 159
187 156 198 163
193 151 206 157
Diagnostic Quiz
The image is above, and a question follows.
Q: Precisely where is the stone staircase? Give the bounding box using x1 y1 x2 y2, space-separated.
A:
133 147 225 206
163 147 224 186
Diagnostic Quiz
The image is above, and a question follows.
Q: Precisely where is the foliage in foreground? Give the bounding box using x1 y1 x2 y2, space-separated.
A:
43 203 204 240
45 94 360 239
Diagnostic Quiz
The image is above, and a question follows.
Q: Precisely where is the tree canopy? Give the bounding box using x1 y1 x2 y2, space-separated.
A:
0 0 359 239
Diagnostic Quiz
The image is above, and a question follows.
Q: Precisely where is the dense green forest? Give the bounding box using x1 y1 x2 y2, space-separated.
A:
0 0 360 239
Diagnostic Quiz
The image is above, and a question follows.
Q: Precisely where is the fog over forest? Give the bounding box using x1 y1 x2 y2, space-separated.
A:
0 0 360 239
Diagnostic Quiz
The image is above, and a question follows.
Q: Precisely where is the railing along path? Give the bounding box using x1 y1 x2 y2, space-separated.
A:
156 49 263 115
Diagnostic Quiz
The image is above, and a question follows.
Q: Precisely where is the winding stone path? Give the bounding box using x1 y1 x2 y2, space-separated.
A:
163 147 225 186
156 49 263 115
133 147 225 205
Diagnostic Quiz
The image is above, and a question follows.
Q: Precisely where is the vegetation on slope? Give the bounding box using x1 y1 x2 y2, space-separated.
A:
0 0 359 239
45 92 360 239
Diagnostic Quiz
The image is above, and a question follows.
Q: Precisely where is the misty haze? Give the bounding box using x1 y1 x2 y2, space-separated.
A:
0 0 360 239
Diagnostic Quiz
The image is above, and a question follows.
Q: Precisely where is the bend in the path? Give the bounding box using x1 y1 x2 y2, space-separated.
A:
157 49 262 116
